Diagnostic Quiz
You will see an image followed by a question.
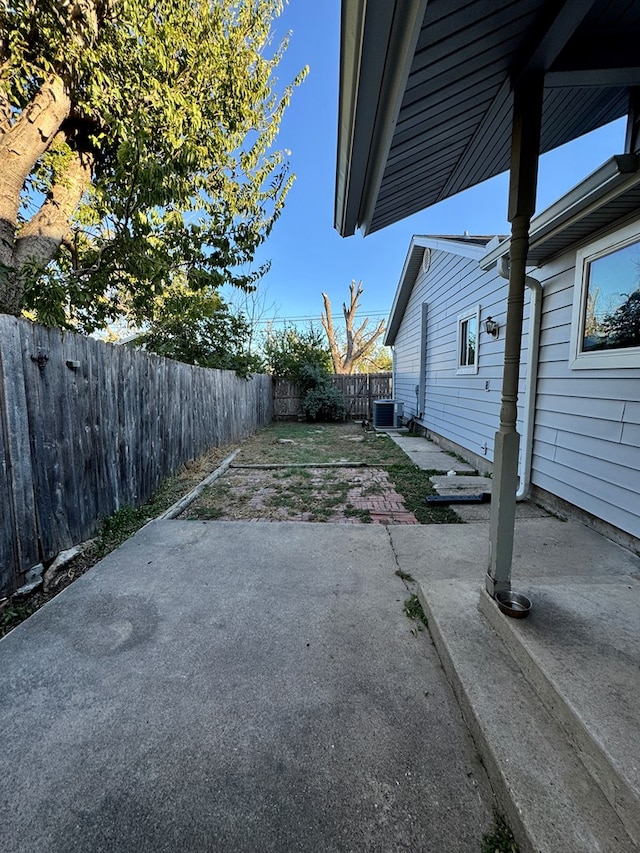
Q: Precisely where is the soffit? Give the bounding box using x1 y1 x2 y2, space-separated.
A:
336 0 640 236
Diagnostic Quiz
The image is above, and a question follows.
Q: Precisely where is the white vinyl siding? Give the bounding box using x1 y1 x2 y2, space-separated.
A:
393 287 427 421
392 248 527 463
391 223 640 542
532 246 640 539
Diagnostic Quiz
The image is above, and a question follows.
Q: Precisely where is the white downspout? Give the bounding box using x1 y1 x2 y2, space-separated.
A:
497 255 541 501
391 346 396 398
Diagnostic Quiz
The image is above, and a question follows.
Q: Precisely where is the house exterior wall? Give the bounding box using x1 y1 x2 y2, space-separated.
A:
532 242 640 540
391 223 640 543
392 248 527 464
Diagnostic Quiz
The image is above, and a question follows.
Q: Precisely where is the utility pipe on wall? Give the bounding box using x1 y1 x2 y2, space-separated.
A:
496 256 542 501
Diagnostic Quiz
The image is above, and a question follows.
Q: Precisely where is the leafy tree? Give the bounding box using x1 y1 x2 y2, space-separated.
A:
0 0 306 329
599 288 640 349
359 343 392 372
137 283 263 377
262 322 332 379
262 321 342 421
321 280 386 374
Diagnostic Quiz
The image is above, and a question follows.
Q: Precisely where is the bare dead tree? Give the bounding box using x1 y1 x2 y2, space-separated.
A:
320 280 385 374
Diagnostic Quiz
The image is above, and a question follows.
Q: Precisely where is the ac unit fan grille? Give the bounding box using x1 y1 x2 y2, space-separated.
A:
373 400 403 429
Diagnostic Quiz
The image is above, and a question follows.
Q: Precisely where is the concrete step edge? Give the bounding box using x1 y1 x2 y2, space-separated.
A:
479 589 640 846
417 579 637 853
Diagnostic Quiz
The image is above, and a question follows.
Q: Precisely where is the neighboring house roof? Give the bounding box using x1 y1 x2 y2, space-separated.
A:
384 235 498 347
335 0 640 237
481 154 640 269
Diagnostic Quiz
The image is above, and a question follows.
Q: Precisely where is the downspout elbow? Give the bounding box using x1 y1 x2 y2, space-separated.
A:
497 255 509 280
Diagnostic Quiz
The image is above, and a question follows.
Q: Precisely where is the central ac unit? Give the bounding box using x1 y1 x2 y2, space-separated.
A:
373 399 403 429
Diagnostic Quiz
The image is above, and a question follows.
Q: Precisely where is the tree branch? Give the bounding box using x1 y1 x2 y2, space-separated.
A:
0 76 71 232
0 75 12 137
350 318 385 363
320 281 385 373
13 140 94 271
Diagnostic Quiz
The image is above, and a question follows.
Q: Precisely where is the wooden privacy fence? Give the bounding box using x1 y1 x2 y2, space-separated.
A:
0 315 273 598
273 372 392 420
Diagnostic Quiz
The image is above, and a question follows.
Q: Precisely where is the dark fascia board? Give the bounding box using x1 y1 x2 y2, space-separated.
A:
334 0 378 239
480 154 640 269
384 236 494 347
334 0 427 237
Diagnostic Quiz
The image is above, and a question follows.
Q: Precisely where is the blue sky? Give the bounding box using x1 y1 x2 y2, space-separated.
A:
238 0 627 331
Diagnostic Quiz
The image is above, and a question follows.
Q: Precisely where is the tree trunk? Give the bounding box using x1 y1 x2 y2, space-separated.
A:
321 281 385 374
321 291 344 373
0 76 79 315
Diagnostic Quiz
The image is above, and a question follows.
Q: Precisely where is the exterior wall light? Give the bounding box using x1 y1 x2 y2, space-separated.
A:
485 317 499 338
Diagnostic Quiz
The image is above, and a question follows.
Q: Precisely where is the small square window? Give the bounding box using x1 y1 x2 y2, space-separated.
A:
457 306 480 374
570 223 640 369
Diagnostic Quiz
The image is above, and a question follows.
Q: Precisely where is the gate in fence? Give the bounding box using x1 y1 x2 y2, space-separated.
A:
273 373 392 420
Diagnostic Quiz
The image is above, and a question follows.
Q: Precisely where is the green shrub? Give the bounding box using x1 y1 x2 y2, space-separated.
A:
299 363 345 421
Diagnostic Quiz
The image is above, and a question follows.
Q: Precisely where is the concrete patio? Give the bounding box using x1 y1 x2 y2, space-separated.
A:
379 435 639 850
386 431 476 474
1 447 638 851
0 520 494 853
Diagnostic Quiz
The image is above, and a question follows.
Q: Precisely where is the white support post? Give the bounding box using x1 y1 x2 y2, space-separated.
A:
486 75 544 597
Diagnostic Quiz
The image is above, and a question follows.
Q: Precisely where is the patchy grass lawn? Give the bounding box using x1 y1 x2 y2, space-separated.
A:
235 420 411 465
185 421 462 525
386 462 461 525
183 466 377 523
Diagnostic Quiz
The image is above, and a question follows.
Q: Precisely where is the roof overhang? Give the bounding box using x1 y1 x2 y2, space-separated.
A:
385 235 493 346
334 0 428 238
480 154 640 269
336 0 640 237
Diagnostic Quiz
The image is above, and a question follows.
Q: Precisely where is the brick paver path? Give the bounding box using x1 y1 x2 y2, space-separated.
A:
339 468 418 524
188 466 419 524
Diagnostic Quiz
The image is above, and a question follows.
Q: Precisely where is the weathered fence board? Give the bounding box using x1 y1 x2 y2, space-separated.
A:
273 372 392 420
0 320 39 587
0 315 273 598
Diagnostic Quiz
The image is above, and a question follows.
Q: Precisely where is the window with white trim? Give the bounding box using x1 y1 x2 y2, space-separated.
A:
570 222 640 369
456 306 480 374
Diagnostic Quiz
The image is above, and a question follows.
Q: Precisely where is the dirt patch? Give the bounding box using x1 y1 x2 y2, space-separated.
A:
181 466 419 524
179 423 462 525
